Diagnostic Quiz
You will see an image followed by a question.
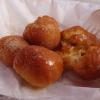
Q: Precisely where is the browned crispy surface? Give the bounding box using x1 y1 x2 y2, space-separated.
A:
23 16 60 49
60 26 100 80
61 26 97 47
14 45 63 87
0 35 28 67
73 45 100 80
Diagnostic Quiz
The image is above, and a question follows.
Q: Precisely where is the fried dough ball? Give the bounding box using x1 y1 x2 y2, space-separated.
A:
23 16 60 49
61 26 97 47
73 45 100 80
0 35 29 67
60 26 97 69
13 45 63 88
61 44 100 80
60 26 100 80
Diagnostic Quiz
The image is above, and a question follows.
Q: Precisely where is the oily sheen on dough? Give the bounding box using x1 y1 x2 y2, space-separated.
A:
13 45 63 88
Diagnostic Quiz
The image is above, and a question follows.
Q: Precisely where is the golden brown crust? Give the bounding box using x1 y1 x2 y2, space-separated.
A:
0 35 29 67
61 45 86 70
13 45 63 87
73 45 100 80
59 26 100 80
60 26 98 69
61 26 97 47
23 16 60 49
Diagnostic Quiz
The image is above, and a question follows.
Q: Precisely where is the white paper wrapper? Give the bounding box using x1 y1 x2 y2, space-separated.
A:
0 0 100 99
